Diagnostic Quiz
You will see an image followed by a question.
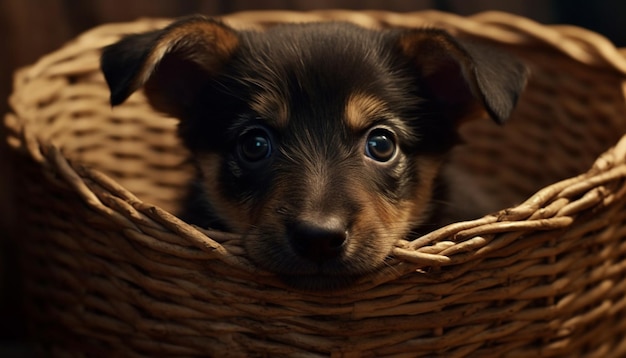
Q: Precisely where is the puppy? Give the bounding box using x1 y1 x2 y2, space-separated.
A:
101 15 527 290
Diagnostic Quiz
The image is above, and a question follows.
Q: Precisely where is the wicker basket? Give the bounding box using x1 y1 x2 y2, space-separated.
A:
5 10 626 357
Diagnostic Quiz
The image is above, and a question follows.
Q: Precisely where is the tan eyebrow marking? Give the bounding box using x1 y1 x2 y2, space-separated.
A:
250 91 290 129
345 93 390 131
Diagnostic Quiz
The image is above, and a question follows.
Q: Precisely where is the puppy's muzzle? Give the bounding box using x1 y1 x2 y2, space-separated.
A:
287 216 348 262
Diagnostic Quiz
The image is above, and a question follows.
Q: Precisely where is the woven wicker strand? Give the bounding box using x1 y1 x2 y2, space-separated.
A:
5 10 626 357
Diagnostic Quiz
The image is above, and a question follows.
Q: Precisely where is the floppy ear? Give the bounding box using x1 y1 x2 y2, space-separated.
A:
397 29 528 124
100 16 239 117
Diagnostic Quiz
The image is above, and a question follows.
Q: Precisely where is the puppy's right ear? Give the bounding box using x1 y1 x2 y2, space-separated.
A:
101 16 239 117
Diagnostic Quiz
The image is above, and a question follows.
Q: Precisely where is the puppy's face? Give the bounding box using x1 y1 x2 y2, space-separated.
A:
102 17 527 290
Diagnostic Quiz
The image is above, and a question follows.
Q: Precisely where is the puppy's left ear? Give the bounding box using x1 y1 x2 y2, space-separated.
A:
398 29 528 124
101 16 239 117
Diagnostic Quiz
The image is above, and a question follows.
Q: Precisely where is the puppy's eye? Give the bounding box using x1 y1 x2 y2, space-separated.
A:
238 128 273 162
365 128 396 162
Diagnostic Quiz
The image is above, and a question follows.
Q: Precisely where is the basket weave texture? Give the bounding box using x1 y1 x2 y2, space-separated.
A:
5 10 626 357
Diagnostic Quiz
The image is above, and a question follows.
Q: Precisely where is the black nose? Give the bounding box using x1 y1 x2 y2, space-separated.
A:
288 217 348 262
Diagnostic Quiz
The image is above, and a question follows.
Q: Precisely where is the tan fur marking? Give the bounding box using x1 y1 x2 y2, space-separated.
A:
250 92 290 128
407 156 444 225
345 179 412 271
196 152 252 233
351 155 443 250
345 93 390 131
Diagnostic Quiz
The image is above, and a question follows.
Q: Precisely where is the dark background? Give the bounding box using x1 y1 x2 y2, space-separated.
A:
1 0 625 351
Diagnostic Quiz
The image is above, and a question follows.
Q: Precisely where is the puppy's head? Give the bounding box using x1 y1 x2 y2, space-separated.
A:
101 16 527 290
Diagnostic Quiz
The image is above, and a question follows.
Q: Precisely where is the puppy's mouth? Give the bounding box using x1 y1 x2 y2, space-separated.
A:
244 219 393 291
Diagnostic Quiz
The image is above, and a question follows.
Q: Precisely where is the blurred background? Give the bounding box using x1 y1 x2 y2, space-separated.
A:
1 0 626 353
